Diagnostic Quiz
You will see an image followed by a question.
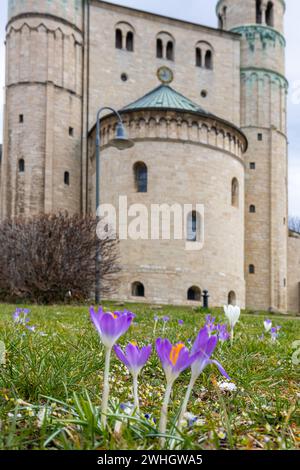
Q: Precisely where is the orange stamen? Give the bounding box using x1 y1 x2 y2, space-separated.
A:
169 343 185 366
131 341 138 346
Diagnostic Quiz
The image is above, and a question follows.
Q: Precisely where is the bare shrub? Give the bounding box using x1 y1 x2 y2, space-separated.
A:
0 213 120 303
289 216 300 234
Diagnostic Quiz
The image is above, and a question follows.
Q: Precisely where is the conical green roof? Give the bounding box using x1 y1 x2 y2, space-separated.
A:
122 84 210 115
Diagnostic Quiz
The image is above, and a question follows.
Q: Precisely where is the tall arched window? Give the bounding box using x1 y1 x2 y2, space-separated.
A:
266 2 274 27
205 50 213 69
18 159 25 173
187 211 199 242
126 31 134 51
156 38 163 58
64 171 70 186
231 178 239 208
256 0 262 24
249 264 255 274
228 291 236 306
115 28 122 49
166 41 174 61
196 47 202 67
187 286 201 301
132 281 145 297
218 14 224 29
134 162 148 193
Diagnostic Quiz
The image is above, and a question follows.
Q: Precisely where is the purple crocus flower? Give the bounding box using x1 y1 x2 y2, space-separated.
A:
191 326 230 380
115 342 152 411
156 338 199 383
216 324 230 342
90 306 134 349
13 308 30 325
205 315 216 334
177 326 230 431
270 326 281 342
156 338 200 443
163 316 170 323
178 320 184 326
90 307 135 427
114 342 152 376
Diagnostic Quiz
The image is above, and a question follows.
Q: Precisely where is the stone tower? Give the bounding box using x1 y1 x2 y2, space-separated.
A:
0 0 84 218
216 0 288 311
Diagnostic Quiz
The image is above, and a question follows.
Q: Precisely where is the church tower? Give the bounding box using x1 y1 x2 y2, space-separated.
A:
0 0 84 218
216 0 288 311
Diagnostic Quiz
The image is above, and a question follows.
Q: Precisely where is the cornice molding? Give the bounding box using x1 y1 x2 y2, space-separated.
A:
231 24 285 48
241 67 289 90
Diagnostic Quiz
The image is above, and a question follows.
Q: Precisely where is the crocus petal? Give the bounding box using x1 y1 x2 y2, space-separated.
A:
114 344 130 369
209 359 231 380
191 326 210 354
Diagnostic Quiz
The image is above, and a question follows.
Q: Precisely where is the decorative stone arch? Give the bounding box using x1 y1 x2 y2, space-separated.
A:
156 31 175 61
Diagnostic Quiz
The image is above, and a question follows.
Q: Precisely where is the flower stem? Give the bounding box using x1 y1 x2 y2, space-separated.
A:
133 373 140 413
159 379 174 446
101 346 112 428
177 375 196 431
230 327 234 346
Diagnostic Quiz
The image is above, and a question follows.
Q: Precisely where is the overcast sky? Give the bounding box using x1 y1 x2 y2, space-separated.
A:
0 0 299 215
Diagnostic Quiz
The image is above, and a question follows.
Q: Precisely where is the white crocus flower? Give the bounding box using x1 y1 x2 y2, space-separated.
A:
223 305 241 344
264 319 272 333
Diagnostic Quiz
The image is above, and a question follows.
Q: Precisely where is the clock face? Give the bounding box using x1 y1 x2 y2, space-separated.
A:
157 66 174 84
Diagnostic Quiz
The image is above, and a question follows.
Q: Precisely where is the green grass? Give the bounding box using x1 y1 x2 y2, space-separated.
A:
0 302 299 450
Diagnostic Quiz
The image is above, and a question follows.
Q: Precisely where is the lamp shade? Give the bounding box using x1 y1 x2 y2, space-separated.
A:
109 122 134 150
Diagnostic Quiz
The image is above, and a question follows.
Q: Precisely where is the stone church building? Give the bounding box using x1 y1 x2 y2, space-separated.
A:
1 0 300 312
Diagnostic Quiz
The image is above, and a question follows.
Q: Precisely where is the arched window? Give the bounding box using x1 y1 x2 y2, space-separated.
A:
256 0 262 24
222 6 227 28
249 205 256 213
195 42 213 70
266 2 274 27
166 41 174 61
156 38 163 58
231 178 239 207
18 159 25 173
64 171 70 186
205 50 213 69
133 162 148 193
187 211 199 242
228 291 236 306
126 31 134 51
115 28 122 49
196 47 202 67
249 264 255 274
156 32 175 60
187 286 201 301
132 282 145 297
218 14 224 29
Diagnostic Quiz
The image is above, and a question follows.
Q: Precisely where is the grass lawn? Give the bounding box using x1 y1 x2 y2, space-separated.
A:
0 302 299 450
